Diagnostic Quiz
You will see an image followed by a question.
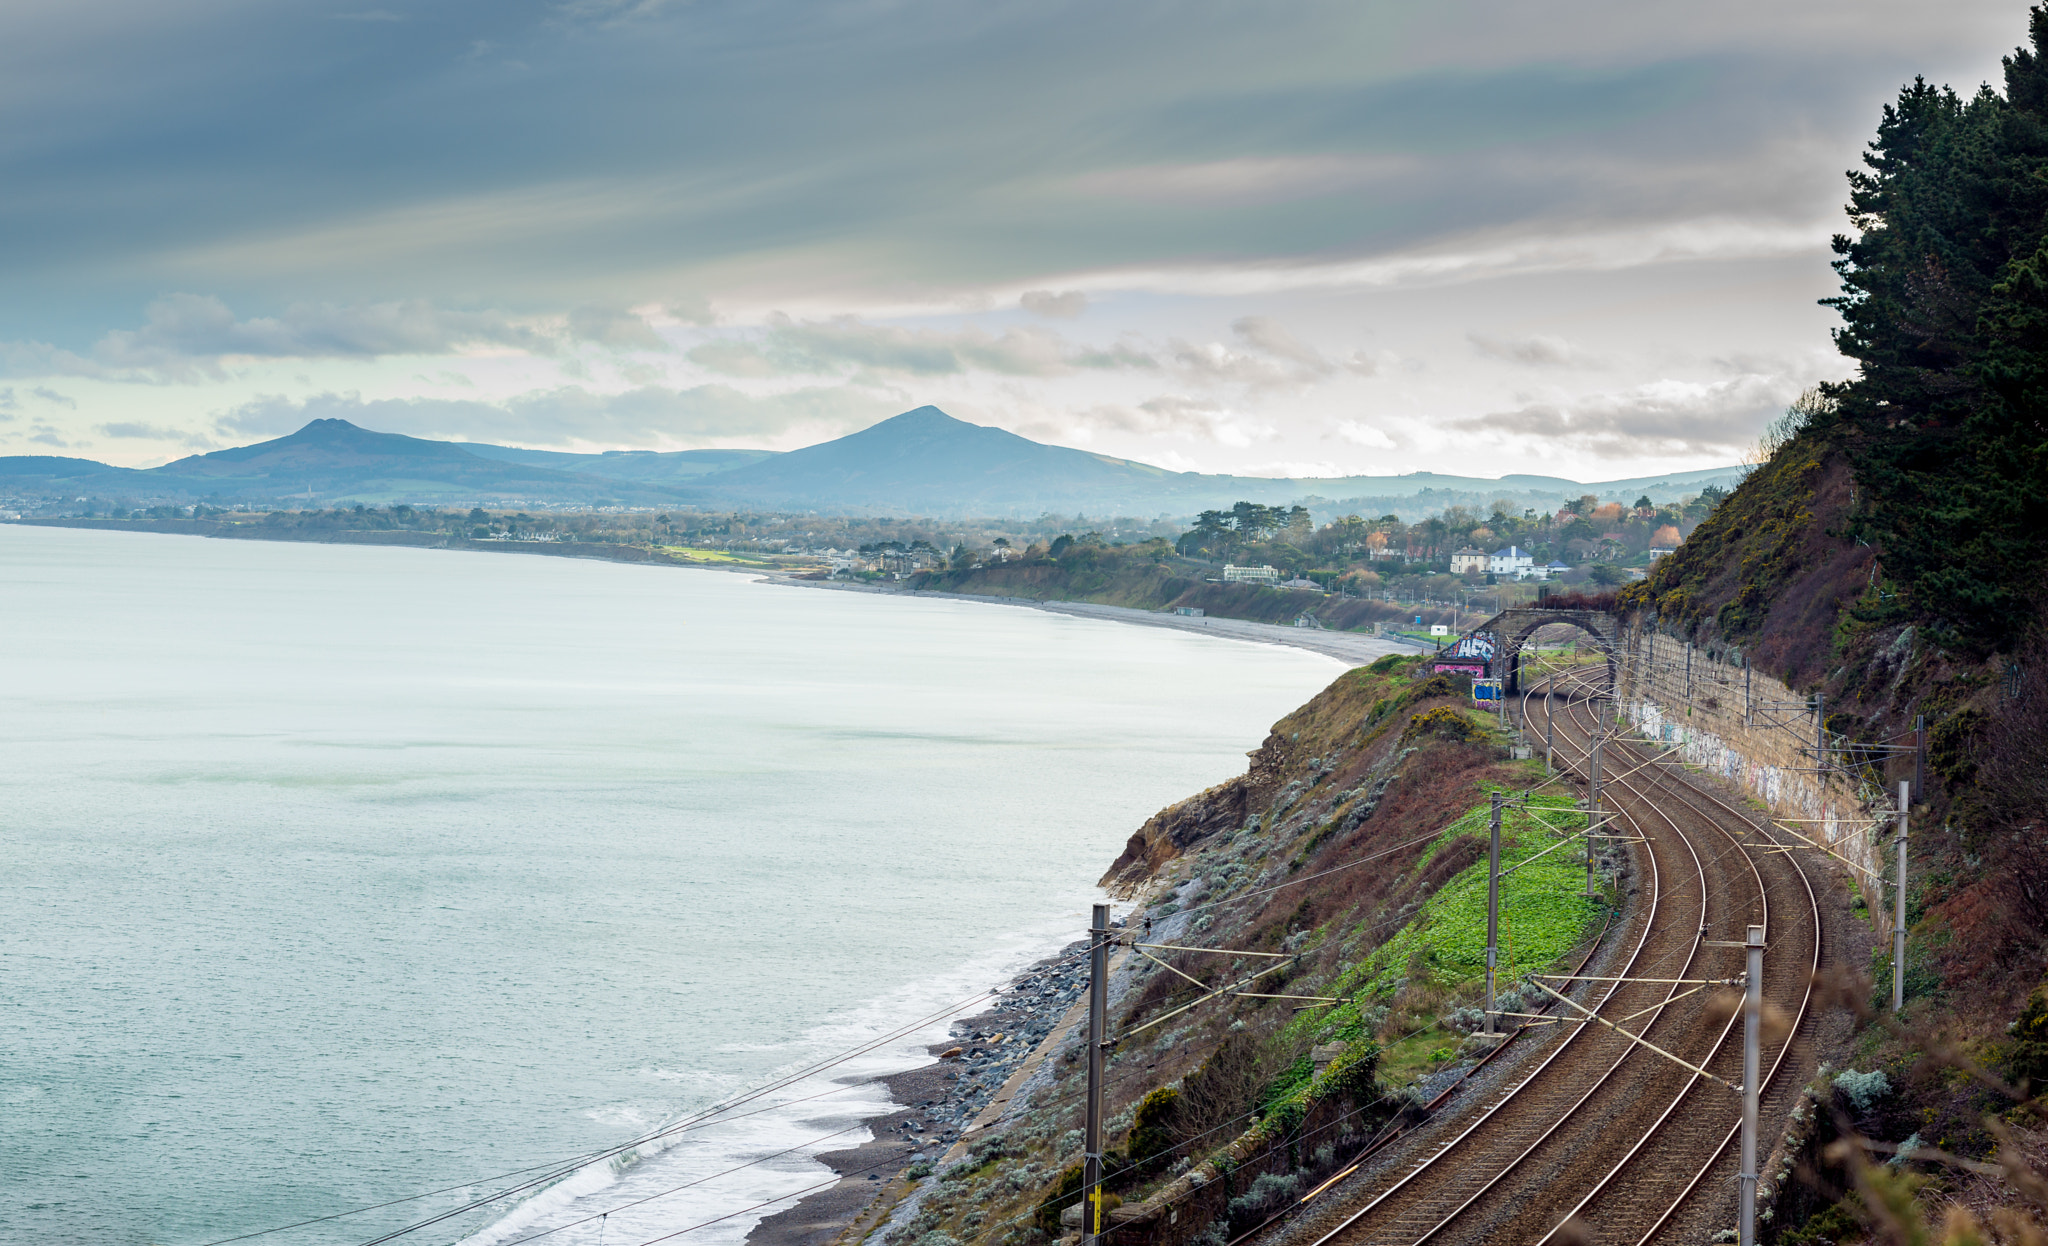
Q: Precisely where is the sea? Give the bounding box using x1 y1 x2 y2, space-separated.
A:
0 525 1341 1246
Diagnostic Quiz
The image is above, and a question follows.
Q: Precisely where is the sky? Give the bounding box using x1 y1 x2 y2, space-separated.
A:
0 0 2033 479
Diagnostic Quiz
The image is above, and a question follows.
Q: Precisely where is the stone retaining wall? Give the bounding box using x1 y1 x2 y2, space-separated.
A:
1612 620 1890 896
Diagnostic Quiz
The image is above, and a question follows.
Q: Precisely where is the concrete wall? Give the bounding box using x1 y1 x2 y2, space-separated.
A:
1612 620 1889 893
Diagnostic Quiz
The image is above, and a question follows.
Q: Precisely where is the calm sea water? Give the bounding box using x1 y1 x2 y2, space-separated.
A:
0 526 1341 1246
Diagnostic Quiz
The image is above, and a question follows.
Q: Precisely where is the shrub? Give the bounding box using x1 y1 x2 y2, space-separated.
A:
1833 1068 1892 1116
2010 985 2048 1091
1228 1172 1302 1223
1402 707 1479 744
1123 1087 1182 1178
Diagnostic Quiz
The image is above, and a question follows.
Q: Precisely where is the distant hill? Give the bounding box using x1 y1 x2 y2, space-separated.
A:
0 407 1744 516
695 406 1183 512
131 419 695 506
694 406 1746 517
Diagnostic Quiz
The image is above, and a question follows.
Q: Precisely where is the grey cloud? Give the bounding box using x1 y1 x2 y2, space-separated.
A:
97 421 217 448
1451 374 1796 458
567 306 665 350
216 382 898 447
1468 332 1594 367
4 0 1998 314
1231 316 1333 374
31 386 76 407
688 317 1154 379
0 388 14 411
1020 290 1088 319
4 295 570 382
1018 394 1274 449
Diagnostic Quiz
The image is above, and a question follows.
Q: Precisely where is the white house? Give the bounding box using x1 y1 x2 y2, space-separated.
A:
1544 561 1571 579
1489 546 1536 579
1449 546 1487 574
1222 563 1279 584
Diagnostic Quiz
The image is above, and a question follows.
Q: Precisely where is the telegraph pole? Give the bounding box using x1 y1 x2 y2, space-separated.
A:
1893 781 1910 1014
1485 792 1502 1036
1083 904 1109 1246
1739 924 1765 1246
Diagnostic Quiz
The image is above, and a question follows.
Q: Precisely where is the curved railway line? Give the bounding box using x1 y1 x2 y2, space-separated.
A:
1263 658 1830 1246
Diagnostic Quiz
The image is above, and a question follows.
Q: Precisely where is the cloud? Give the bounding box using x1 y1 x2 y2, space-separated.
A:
0 388 13 412
2 295 563 382
1155 316 1381 393
1333 420 1398 450
1017 394 1277 450
32 386 77 407
0 297 689 383
214 382 900 448
1468 332 1596 367
329 9 408 20
566 305 666 350
688 316 1154 378
1020 290 1088 319
1450 373 1798 458
96 421 218 448
1063 154 1416 208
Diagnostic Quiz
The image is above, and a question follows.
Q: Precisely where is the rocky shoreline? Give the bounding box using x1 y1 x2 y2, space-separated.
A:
747 937 1102 1246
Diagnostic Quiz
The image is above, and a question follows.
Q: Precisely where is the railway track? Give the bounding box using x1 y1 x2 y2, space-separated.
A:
1265 661 1825 1246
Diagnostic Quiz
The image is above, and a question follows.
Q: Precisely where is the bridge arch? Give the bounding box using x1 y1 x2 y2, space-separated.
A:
1499 608 1618 694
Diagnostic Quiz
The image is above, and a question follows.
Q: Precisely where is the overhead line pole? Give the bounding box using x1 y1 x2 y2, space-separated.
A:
1586 720 1603 898
1083 904 1109 1246
1739 923 1765 1246
1485 792 1502 1038
1893 781 1910 1014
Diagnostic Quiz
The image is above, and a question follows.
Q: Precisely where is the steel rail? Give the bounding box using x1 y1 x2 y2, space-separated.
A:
1300 669 1711 1246
1533 665 1823 1246
1388 672 1727 1246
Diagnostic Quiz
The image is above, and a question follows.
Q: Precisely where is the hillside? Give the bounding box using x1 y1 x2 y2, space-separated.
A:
857 658 1619 1246
149 418 694 505
1603 23 2048 1241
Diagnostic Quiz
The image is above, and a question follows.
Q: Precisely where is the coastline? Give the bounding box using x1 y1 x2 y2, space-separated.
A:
748 936 1107 1246
9 517 1430 669
767 579 1421 669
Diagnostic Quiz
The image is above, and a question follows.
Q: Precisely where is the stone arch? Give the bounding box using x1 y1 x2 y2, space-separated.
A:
1485 608 1619 695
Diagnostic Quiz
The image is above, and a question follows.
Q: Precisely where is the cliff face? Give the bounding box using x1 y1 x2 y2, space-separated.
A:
880 655 1613 1246
1098 663 1468 892
1620 424 2048 994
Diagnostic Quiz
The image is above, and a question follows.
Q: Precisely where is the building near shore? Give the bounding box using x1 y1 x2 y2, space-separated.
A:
1222 563 1279 584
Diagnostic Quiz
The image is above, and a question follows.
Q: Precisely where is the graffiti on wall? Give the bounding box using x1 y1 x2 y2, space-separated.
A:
1452 631 1498 661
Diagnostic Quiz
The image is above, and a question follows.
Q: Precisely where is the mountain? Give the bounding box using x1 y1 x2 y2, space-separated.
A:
695 405 1182 512
143 419 697 506
695 406 1746 516
0 407 1744 515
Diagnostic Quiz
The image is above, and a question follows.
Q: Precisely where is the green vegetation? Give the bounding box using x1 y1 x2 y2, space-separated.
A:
1810 18 2048 655
1315 792 1602 1021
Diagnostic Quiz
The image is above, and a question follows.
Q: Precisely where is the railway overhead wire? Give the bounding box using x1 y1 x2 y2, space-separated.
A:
1258 661 1827 1246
